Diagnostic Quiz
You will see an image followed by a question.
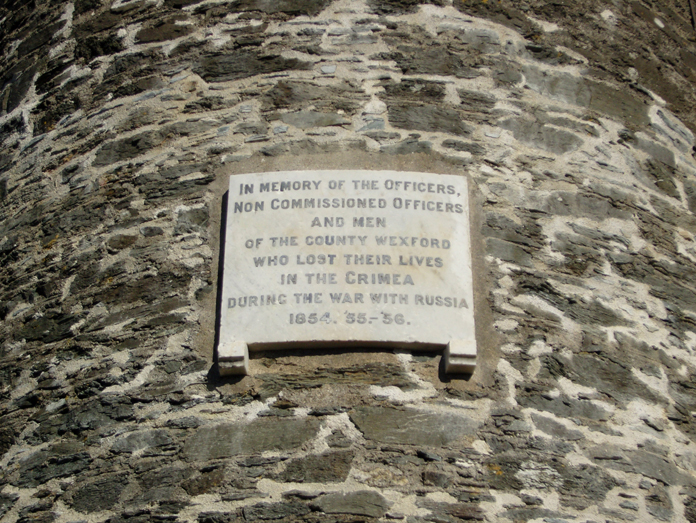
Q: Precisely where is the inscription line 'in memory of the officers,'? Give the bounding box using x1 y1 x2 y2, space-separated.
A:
218 170 477 375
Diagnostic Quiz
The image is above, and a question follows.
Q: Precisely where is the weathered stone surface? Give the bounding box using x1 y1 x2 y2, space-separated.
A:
0 116 25 142
140 226 164 237
517 387 612 422
381 135 432 154
500 507 572 521
380 46 482 79
184 96 238 113
111 429 174 453
0 424 17 457
588 82 650 128
107 234 139 252
280 450 354 483
165 0 204 7
418 500 484 521
15 444 92 488
17 20 66 58
182 468 225 496
311 491 389 517
442 139 485 155
521 65 650 128
558 463 621 505
93 131 166 166
280 111 350 129
94 120 218 166
194 52 311 83
0 493 19 519
234 0 332 16
422 470 452 487
175 206 209 235
74 10 121 37
16 311 80 344
513 272 631 327
486 238 533 267
593 448 696 486
500 118 583 154
71 474 129 513
350 407 479 446
388 104 473 136
136 20 194 43
165 119 219 137
539 352 661 403
263 80 369 115
458 89 496 114
235 122 268 136
634 138 677 169
197 512 242 523
182 418 321 461
382 79 447 102
101 50 161 81
367 0 443 15
531 413 584 441
139 464 194 492
2 62 39 114
243 501 311 520
640 160 680 198
74 0 103 14
76 35 124 61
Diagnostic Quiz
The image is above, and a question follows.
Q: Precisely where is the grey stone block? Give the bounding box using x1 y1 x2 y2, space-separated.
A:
280 111 350 129
388 104 473 136
111 429 173 453
486 238 533 267
243 501 310 520
71 474 129 513
311 490 389 517
531 413 584 441
182 418 321 461
350 407 480 446
280 450 354 483
500 118 583 154
194 51 311 83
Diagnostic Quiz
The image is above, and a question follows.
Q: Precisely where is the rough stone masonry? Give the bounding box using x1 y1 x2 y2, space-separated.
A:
1 0 696 522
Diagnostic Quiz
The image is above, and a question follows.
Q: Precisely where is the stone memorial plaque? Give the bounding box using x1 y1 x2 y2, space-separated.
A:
218 170 476 375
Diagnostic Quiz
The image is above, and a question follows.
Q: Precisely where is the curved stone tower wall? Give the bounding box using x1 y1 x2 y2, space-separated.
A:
2 0 696 522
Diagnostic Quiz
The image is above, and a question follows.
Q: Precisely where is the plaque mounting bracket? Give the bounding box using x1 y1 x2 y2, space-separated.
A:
218 341 249 375
444 339 477 374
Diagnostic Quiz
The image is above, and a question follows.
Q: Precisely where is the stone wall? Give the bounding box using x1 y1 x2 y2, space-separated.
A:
2 0 696 522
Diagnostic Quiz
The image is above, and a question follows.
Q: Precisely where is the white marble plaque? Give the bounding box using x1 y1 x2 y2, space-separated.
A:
218 171 476 375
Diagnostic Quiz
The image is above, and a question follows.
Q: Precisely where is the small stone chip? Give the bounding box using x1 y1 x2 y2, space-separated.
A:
619 500 639 511
417 450 442 462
